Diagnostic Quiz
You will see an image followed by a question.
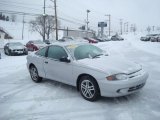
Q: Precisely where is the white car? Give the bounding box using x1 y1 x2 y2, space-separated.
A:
27 42 148 101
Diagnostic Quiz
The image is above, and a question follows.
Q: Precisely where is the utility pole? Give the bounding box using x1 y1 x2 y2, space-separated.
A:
43 0 46 41
126 22 128 33
22 14 25 40
86 9 90 37
152 26 155 31
105 14 111 36
124 22 128 33
50 0 58 40
54 0 58 40
120 19 123 35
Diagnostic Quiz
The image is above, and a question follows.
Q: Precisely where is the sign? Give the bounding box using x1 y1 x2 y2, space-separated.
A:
98 22 107 27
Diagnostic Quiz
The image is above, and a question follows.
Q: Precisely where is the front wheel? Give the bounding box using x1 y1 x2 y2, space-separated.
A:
79 76 100 101
29 65 42 83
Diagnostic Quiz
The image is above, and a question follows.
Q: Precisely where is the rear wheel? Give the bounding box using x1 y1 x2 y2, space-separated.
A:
29 65 42 83
8 50 13 56
79 76 100 101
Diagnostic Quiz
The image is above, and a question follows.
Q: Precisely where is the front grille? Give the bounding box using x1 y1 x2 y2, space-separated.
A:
128 69 142 78
128 83 145 92
13 49 24 52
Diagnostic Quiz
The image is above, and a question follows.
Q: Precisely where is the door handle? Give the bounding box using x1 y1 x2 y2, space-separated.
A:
45 61 48 64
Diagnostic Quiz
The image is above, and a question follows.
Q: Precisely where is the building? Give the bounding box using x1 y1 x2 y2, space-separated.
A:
0 27 13 40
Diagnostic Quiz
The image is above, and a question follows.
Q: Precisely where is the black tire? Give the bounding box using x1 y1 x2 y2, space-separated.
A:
4 49 7 55
29 65 42 83
8 50 12 56
79 75 100 101
25 51 28 55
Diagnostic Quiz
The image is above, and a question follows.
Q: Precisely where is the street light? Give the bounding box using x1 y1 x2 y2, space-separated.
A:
86 9 90 37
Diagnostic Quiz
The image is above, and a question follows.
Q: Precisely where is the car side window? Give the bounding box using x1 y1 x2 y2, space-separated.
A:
35 47 48 57
47 46 68 60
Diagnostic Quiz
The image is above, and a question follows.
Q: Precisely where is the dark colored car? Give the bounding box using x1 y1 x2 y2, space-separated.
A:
157 35 160 42
141 34 158 42
95 37 111 42
44 39 56 44
111 35 124 41
4 42 28 56
150 34 160 42
26 40 46 51
94 37 106 42
83 37 98 43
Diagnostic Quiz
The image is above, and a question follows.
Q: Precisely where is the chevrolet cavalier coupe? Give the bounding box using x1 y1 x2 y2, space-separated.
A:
27 42 148 101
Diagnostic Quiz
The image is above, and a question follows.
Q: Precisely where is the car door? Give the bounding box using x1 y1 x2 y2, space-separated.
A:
43 45 73 85
34 47 48 77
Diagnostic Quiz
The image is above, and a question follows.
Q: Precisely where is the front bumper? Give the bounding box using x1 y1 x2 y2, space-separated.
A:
11 49 27 55
97 70 149 97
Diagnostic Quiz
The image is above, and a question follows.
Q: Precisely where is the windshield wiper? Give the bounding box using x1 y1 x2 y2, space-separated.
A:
92 54 103 59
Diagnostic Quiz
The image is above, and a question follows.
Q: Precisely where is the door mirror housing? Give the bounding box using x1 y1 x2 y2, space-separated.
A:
59 57 71 63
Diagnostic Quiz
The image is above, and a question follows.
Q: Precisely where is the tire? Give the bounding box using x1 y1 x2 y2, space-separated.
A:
29 65 42 83
25 51 28 55
4 49 7 55
8 50 12 56
79 76 100 101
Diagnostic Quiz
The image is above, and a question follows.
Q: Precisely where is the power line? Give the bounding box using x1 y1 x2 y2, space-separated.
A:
0 2 42 11
0 0 43 7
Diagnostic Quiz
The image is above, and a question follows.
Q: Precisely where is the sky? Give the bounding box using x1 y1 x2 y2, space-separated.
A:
0 0 160 32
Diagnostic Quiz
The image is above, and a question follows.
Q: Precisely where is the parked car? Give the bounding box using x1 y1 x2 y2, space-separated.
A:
83 37 98 43
150 34 159 42
140 36 149 41
27 42 148 101
4 42 28 56
141 34 158 41
157 35 160 42
62 36 74 41
44 39 56 44
111 35 124 41
59 37 87 43
94 37 106 42
26 40 46 51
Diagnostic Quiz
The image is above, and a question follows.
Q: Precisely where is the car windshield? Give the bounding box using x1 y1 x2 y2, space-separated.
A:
66 44 104 60
33 40 44 44
9 42 23 46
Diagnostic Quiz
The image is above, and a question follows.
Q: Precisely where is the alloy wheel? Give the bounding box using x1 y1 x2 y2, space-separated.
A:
81 80 95 99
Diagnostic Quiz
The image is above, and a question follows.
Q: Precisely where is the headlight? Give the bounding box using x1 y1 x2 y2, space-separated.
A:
106 73 128 81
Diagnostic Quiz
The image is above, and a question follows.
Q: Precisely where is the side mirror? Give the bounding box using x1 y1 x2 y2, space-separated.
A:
59 57 71 63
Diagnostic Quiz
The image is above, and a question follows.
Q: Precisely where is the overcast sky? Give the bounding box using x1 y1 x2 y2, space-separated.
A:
1 0 160 31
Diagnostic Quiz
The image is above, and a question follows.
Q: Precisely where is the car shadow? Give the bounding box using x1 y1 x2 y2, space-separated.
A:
40 78 141 103
42 78 78 93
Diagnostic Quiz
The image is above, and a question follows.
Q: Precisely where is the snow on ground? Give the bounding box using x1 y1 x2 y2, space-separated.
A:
0 35 160 120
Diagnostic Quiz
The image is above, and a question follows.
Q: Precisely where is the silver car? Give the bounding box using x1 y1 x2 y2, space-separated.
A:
27 42 148 101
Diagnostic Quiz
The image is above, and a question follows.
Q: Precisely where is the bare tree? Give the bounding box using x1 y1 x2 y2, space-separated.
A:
30 15 55 40
11 14 16 22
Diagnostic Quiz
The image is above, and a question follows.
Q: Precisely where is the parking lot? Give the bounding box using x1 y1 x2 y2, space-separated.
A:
0 37 160 120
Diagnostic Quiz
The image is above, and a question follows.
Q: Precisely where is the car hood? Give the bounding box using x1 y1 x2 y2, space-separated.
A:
10 45 25 50
77 56 141 75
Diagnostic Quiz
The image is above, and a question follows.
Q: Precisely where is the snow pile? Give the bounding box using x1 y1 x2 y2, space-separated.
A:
123 33 160 56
